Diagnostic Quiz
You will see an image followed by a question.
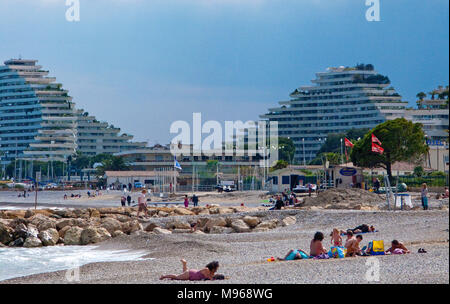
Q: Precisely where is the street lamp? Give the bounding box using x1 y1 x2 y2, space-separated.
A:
340 138 343 164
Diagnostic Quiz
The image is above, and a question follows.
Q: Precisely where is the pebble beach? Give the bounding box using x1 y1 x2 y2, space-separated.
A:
2 208 448 284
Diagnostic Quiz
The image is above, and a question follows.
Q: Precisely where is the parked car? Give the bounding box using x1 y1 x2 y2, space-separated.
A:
134 182 143 189
292 184 317 193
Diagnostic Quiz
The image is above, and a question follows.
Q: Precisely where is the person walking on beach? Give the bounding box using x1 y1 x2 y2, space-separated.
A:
120 196 126 207
127 194 132 206
137 189 148 218
160 259 219 281
421 183 429 210
184 195 189 208
192 194 199 207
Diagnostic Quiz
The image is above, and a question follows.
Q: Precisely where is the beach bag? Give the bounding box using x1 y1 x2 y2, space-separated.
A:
328 246 346 258
369 240 385 256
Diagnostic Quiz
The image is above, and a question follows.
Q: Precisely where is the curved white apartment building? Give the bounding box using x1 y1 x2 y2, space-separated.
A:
0 59 78 164
260 65 408 163
0 58 146 165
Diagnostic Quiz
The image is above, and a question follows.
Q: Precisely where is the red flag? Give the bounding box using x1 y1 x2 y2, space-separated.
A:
371 142 384 154
344 138 354 148
371 134 382 145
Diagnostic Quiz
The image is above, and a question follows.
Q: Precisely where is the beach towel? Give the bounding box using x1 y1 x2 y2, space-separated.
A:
392 248 405 255
313 253 329 259
368 240 385 256
328 246 346 258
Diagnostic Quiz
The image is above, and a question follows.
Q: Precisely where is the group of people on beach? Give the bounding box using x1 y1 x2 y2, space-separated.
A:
279 225 411 261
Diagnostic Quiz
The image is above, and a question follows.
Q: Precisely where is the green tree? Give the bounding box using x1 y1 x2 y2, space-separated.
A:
96 156 129 175
270 160 288 171
416 92 426 101
350 118 428 181
318 128 369 154
278 137 295 164
413 166 424 177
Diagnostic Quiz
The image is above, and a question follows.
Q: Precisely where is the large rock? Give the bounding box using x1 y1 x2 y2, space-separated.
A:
80 227 111 245
23 236 42 248
204 217 227 231
100 218 122 234
166 219 191 230
112 230 125 237
218 207 234 215
121 220 143 234
231 219 251 233
24 210 35 218
9 218 29 229
97 207 127 215
158 211 169 217
30 214 56 231
88 208 101 218
114 214 132 223
63 226 83 245
0 222 14 245
153 227 172 235
58 225 71 238
210 226 234 234
9 237 24 247
195 218 210 229
144 222 160 232
56 218 88 230
242 216 261 228
54 210 76 218
38 228 59 246
13 223 30 239
173 208 195 216
281 216 296 227
256 219 279 229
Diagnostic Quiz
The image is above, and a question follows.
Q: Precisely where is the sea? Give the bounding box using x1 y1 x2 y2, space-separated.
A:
0 245 150 281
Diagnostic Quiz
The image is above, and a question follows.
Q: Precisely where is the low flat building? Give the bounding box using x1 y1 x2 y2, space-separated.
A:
104 170 178 191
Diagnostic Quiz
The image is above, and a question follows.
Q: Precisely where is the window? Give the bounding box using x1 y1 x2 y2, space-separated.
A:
282 176 290 184
272 176 278 185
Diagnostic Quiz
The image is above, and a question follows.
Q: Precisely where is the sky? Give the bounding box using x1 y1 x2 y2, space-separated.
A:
0 0 448 145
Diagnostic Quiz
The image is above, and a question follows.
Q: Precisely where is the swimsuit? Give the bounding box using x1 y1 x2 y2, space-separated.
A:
189 269 206 281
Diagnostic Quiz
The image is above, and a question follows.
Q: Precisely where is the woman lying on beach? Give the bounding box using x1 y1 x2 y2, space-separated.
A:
385 240 410 254
160 259 219 281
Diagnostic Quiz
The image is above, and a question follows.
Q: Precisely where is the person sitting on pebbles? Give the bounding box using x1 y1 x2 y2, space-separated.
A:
160 259 219 281
386 240 410 254
310 231 328 258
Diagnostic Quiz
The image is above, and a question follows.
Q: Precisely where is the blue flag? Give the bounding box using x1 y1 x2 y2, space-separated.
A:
174 156 182 170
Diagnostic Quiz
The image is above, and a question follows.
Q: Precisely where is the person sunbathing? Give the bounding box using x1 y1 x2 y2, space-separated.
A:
310 231 328 257
343 224 375 234
278 249 309 261
386 240 410 254
160 259 219 281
